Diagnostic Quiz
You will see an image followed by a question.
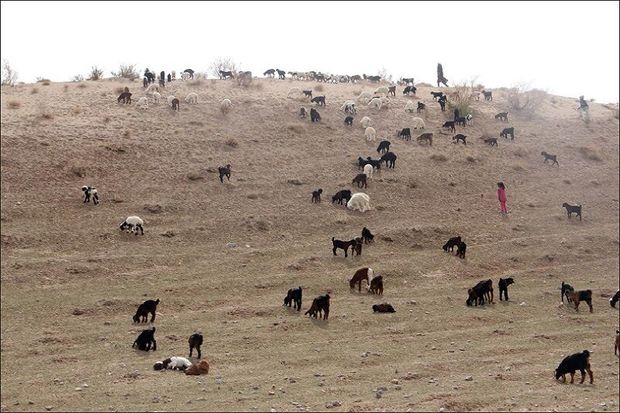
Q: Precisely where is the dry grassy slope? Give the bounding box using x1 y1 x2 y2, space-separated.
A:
0 78 619 412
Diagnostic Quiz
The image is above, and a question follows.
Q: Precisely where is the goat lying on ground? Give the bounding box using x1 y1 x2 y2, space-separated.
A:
372 303 395 313
350 267 373 292
541 151 559 166
561 281 575 303
562 203 582 221
361 227 374 244
133 299 160 323
305 294 330 320
312 189 322 203
332 237 357 257
555 350 593 384
185 359 210 375
188 333 203 358
443 236 461 252
369 275 383 295
566 289 593 312
284 287 303 311
498 277 514 301
133 327 157 351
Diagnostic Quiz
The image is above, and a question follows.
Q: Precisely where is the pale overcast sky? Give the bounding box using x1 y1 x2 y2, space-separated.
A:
1 1 618 102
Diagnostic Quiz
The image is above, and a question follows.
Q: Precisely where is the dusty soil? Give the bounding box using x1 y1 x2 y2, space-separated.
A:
1 77 619 412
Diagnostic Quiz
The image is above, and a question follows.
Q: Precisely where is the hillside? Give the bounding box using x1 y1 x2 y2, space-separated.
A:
1 77 619 412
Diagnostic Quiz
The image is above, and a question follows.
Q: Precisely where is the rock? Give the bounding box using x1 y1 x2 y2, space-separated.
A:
520 302 527 306
72 308 85 315
391 379 399 384
325 401 341 409
268 391 275 396
226 242 237 248
82 384 89 388
440 408 446 412
465 376 473 381
75 387 82 391
45 407 53 411
27 401 34 405
394 385 402 390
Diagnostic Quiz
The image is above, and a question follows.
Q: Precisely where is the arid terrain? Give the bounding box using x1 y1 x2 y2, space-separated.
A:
1 76 619 412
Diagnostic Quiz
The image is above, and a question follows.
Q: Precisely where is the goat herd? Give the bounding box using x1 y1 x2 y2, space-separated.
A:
98 68 620 384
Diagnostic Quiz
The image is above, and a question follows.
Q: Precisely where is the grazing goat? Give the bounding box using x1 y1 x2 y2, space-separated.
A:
500 127 515 140
185 359 210 375
541 151 559 166
299 107 308 118
120 216 144 235
380 152 397 168
363 164 373 179
482 90 493 101
438 95 447 112
566 289 593 312
365 127 376 142
312 189 323 203
466 279 493 306
352 237 363 256
310 108 321 122
81 185 99 205
417 102 426 113
171 98 180 111
276 69 286 79
455 116 467 127
364 157 382 170
185 92 198 104
283 287 303 311
498 277 514 301
442 236 461 253
495 112 508 121
403 86 417 95
456 241 467 259
305 294 330 320
264 69 275 77
133 299 160 323
562 203 582 221
132 327 157 351
561 281 575 303
333 237 356 257
352 173 368 188
361 227 374 244
453 134 467 145
341 100 356 114
360 116 372 128
350 267 373 292
610 290 620 308
303 90 313 99
219 70 234 79
398 128 411 141
377 140 391 154
218 164 231 183
431 91 444 100
332 189 352 205
117 92 132 104
417 133 433 146
347 192 371 212
369 275 383 295
311 96 326 106
555 350 593 384
344 116 354 126
188 333 203 358
388 86 396 96
372 303 395 313
483 137 498 147
442 121 456 133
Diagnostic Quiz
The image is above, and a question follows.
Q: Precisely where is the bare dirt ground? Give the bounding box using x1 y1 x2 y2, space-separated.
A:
1 77 619 412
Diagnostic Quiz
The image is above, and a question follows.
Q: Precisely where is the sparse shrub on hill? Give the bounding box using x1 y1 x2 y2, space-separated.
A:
37 103 53 119
377 67 393 83
506 84 547 118
77 83 87 89
73 74 84 82
87 66 104 81
430 154 448 162
37 77 51 86
447 82 476 117
416 82 432 88
225 138 238 147
287 124 305 134
2 60 18 86
579 146 603 162
209 57 237 78
111 64 140 81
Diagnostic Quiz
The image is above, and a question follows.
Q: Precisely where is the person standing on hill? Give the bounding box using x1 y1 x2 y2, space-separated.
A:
437 63 449 87
497 182 508 215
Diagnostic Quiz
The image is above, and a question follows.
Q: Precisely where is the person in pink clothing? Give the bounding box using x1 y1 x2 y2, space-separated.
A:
497 182 508 214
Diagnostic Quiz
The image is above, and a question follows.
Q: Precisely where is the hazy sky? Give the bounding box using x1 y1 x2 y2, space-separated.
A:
1 1 618 102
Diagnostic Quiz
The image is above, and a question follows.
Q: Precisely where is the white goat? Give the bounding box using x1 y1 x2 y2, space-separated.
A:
185 93 198 104
137 97 148 110
364 127 376 142
347 192 371 212
368 97 382 110
360 116 372 128
412 117 426 129
363 163 373 179
405 100 416 113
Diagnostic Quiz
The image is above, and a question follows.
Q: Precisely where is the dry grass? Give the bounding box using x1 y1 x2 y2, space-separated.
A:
6 100 21 109
315 84 325 92
506 87 547 118
225 138 238 147
77 83 88 89
30 88 38 94
579 146 603 162
430 153 448 161
286 123 305 134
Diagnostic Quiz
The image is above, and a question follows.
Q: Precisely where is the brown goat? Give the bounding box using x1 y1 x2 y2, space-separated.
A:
350 267 373 292
352 173 368 188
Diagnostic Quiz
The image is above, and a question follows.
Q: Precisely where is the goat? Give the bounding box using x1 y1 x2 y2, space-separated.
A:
377 140 391 154
369 275 383 295
188 333 203 358
276 69 286 79
442 236 461 253
482 90 493 101
352 237 363 256
483 137 498 147
452 134 467 145
332 189 352 205
466 279 494 306
403 85 417 95
555 350 593 384
442 121 456 133
417 133 433 146
438 95 447 112
305 294 330 320
219 70 234 79
303 90 313 99
283 287 303 311
117 92 132 104
610 290 620 308
541 151 559 166
388 86 396 96
310 108 321 122
311 189 323 203
81 185 99 205
431 91 444 101
361 227 374 244
185 359 210 375
171 98 180 111
120 216 144 235
417 102 425 113
350 267 373 292
455 116 467 127
132 327 157 352
456 241 467 259
352 173 368 188
365 157 382 170
133 299 160 323
562 203 582 221
398 128 411 141
299 107 308 118
332 237 356 257
311 96 326 106
561 281 575 303
566 290 593 312
218 164 231 183
344 116 354 126
380 152 397 169
495 112 508 121
498 277 514 301
500 127 515 140
372 303 395 313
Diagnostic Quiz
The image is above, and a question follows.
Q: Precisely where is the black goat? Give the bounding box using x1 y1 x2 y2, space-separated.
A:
482 90 493 101
299 107 307 118
310 108 321 122
361 227 374 244
417 102 425 113
431 91 444 100
562 203 582 221
332 237 357 257
117 92 132 104
283 287 303 311
332 189 352 205
500 127 515 140
442 236 461 252
303 90 313 99
498 277 514 301
541 151 559 166
311 96 326 106
455 116 467 127
388 86 396 96
369 275 383 295
352 173 368 188
372 303 395 313
483 137 498 147
133 299 160 323
456 241 467 259
344 116 354 126
466 279 493 306
380 152 397 169
610 290 620 308
218 164 231 183
566 289 593 312
561 281 575 303
438 95 447 112
442 121 456 133
398 128 411 141
403 85 417 95
495 112 508 121
312 189 323 203
417 133 433 146
276 69 286 79
219 70 234 79
133 327 157 351
377 140 391 154
305 294 330 320
555 350 593 384
188 333 203 358
452 134 467 145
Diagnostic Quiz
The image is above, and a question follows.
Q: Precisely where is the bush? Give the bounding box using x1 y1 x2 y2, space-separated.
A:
447 82 476 116
2 60 18 86
87 66 104 81
7 100 21 109
377 67 393 83
73 74 84 82
111 64 140 81
506 85 547 118
209 57 237 78
225 138 238 147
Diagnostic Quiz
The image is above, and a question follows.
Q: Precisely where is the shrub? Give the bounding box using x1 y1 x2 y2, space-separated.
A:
111 64 140 81
88 66 104 81
209 57 237 78
430 154 447 162
377 67 393 82
225 138 238 147
506 85 547 118
73 74 84 82
7 100 21 109
38 104 53 119
416 82 432 88
578 146 602 162
2 60 18 86
447 82 476 116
